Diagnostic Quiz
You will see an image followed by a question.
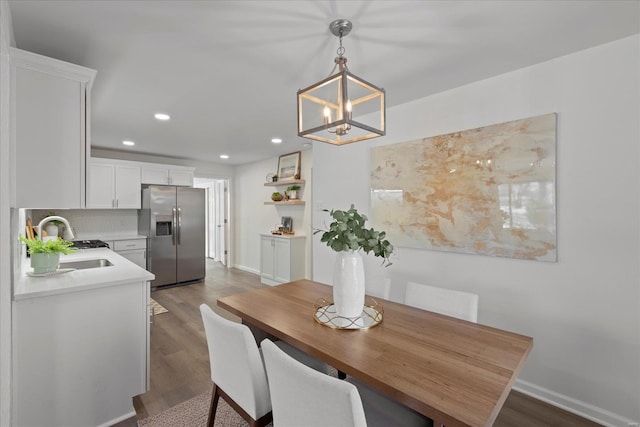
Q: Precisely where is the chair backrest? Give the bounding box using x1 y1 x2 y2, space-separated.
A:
363 255 391 300
404 282 479 323
199 304 271 420
261 339 367 427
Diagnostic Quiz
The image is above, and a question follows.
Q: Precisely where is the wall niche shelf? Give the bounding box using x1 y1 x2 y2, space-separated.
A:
264 200 305 205
264 179 306 187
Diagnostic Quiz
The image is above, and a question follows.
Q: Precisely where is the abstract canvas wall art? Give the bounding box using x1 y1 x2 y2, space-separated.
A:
370 113 557 261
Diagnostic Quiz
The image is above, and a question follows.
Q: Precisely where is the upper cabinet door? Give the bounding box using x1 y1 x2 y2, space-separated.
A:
115 164 141 208
141 165 194 186
141 167 169 185
169 169 193 186
11 48 96 208
87 162 115 208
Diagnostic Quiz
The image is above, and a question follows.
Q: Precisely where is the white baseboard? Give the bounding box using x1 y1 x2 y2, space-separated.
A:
97 409 136 427
514 379 638 427
233 264 260 275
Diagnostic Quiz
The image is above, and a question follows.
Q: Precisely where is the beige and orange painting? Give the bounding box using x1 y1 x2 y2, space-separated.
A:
370 113 557 261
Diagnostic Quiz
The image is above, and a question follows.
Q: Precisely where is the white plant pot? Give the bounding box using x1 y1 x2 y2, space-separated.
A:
30 252 60 274
44 224 59 242
332 250 365 318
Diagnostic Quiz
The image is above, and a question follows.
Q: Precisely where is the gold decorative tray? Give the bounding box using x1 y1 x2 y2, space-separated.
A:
313 297 383 330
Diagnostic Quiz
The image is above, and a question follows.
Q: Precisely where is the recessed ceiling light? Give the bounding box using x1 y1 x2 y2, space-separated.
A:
154 113 170 121
122 140 135 146
220 154 229 159
271 138 282 144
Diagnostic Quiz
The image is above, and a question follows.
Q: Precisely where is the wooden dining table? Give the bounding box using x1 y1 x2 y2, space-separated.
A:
217 280 533 427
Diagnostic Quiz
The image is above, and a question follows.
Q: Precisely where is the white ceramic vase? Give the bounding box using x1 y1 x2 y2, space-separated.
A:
333 250 365 318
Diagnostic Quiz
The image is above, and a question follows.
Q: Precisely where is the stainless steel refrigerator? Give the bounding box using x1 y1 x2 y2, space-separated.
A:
139 185 206 288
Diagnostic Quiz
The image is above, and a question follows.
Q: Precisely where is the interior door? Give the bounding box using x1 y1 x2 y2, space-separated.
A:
215 180 227 266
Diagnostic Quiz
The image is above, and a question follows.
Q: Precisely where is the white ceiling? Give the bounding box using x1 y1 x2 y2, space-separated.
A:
8 1 639 166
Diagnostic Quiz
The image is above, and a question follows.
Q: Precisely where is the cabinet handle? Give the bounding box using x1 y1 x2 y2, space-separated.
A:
116 199 119 208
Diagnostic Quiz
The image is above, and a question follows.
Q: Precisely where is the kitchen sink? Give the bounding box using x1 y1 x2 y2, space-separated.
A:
59 259 113 270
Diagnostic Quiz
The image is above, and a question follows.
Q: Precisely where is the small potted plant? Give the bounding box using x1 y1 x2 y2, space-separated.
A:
43 212 64 240
272 174 278 182
314 205 393 317
271 192 284 202
286 184 301 200
20 236 76 274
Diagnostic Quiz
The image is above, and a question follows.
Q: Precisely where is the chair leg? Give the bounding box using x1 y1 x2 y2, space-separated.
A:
207 383 221 427
338 370 347 379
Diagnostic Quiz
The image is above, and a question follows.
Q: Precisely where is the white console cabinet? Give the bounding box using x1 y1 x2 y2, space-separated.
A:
10 48 96 208
260 234 305 286
87 159 141 209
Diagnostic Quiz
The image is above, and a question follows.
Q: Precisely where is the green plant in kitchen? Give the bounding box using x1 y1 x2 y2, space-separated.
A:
314 204 394 266
20 235 77 274
20 236 76 255
271 192 284 202
46 212 64 226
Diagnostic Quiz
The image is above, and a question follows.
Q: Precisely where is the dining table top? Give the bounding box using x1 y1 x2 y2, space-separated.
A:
217 279 533 427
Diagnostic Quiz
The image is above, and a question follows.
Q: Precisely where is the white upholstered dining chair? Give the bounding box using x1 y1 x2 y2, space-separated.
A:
261 338 431 427
404 281 479 323
199 304 329 427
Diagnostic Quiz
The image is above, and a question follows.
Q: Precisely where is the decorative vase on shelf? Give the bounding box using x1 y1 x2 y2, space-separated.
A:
332 250 365 318
30 252 60 274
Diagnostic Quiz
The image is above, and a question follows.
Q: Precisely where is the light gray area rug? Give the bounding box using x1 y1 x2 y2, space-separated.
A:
137 391 272 427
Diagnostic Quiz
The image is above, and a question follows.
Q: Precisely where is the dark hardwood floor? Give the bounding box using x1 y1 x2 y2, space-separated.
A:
130 260 601 426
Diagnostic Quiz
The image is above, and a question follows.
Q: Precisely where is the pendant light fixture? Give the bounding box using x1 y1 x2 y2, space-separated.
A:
297 19 386 145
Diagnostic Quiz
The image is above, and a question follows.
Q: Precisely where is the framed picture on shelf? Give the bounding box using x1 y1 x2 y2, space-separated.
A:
277 151 301 181
282 216 293 232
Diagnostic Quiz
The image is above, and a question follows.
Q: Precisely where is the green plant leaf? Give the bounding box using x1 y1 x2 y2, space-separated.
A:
314 205 394 266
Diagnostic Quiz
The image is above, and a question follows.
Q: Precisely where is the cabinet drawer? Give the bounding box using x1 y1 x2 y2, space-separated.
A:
113 239 146 251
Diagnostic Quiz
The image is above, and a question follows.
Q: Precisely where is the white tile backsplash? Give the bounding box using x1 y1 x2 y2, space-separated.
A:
31 209 139 238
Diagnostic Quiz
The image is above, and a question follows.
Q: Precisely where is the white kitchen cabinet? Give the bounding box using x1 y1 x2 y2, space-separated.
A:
12 280 149 427
113 238 147 269
141 164 194 186
260 234 305 286
10 48 96 208
87 159 141 209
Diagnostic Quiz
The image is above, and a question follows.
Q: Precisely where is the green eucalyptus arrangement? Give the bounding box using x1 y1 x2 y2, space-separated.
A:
315 204 394 266
20 236 76 255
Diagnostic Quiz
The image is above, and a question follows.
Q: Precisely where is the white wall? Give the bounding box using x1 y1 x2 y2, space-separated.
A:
234 149 312 277
0 2 12 425
30 209 139 238
312 35 640 426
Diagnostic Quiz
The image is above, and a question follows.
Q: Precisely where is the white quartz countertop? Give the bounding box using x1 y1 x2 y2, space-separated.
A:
260 233 306 239
14 248 155 301
74 233 147 241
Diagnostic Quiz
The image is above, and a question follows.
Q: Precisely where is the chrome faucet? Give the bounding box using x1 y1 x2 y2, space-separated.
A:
37 216 76 241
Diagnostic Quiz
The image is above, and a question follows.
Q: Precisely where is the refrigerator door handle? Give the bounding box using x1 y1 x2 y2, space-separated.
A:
172 207 177 246
177 207 182 245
